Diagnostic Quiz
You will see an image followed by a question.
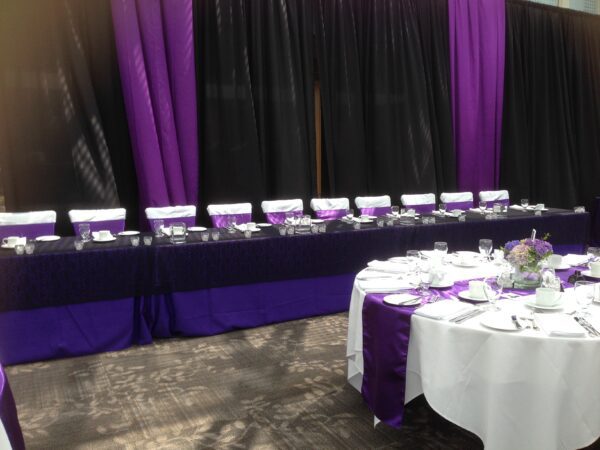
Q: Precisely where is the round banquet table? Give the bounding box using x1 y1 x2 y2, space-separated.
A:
347 260 600 450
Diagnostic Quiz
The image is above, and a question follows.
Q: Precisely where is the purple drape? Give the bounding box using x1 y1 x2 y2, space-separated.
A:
111 0 198 209
449 0 505 194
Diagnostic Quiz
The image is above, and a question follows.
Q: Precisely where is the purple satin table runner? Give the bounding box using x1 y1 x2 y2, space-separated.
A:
210 213 252 228
265 210 303 224
0 223 55 240
0 364 25 450
361 270 576 428
314 209 347 220
359 206 392 217
71 219 125 235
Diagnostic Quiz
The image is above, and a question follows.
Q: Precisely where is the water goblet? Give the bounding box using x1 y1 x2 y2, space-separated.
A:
434 241 448 257
575 280 595 317
479 201 487 214
483 276 504 311
153 220 164 238
439 203 447 215
391 205 400 216
78 223 91 242
521 198 529 209
479 238 493 261
346 209 355 221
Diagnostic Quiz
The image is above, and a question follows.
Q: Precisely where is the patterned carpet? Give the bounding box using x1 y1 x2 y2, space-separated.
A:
3 313 513 449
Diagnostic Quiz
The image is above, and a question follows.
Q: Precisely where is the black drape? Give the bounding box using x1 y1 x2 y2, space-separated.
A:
501 0 600 211
0 0 138 234
315 0 456 202
194 0 315 222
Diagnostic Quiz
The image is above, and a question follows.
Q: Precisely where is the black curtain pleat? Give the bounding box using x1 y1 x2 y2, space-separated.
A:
0 0 138 234
315 0 456 203
501 0 600 211
194 0 315 222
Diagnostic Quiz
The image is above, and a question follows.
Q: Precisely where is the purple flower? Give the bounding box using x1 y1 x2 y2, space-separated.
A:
504 240 521 253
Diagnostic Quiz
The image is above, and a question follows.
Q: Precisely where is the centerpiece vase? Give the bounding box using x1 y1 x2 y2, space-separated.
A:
512 263 543 289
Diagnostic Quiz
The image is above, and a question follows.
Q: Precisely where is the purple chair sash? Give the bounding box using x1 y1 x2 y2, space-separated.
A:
71 219 125 235
265 210 303 225
0 365 25 450
149 216 195 229
480 198 509 207
210 213 252 228
443 201 473 211
0 223 55 240
404 203 435 214
359 206 392 217
314 209 347 220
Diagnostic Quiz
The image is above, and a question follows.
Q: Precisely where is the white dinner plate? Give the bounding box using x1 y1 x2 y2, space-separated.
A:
92 236 117 243
257 223 272 228
431 281 454 289
383 293 421 306
311 219 324 224
452 260 480 268
455 251 481 258
524 299 565 311
480 312 521 331
582 270 600 280
188 226 207 232
35 235 61 242
118 230 140 236
457 290 488 302
355 218 373 224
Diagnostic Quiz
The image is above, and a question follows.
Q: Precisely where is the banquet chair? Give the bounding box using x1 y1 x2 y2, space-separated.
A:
310 198 350 220
440 192 474 210
207 203 252 228
400 193 436 214
479 190 510 206
68 208 126 234
0 210 57 239
354 195 391 216
261 199 303 224
145 205 197 229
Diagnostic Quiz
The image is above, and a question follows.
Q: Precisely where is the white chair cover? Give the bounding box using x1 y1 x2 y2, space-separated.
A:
400 193 435 207
479 190 509 202
440 192 473 204
261 199 303 213
68 208 126 223
206 203 252 216
0 421 10 450
309 198 350 211
354 195 391 209
0 210 56 225
145 205 196 219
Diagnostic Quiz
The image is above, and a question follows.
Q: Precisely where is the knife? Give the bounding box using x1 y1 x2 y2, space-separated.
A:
575 317 600 337
511 315 523 330
451 308 483 324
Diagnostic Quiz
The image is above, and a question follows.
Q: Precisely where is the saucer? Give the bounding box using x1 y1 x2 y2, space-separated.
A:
35 235 61 242
355 218 373 224
524 299 564 310
188 226 208 232
431 281 454 289
480 312 521 331
257 223 272 228
118 230 140 236
457 290 488 302
383 293 421 306
311 219 324 224
582 270 600 280
1 243 18 249
92 236 116 243
453 260 480 268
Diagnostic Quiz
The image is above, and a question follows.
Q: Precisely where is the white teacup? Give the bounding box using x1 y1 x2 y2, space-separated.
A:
590 261 600 278
450 209 462 217
406 209 416 217
535 287 561 307
246 222 257 231
535 203 545 210
97 230 112 240
547 254 563 269
2 236 26 247
468 280 486 299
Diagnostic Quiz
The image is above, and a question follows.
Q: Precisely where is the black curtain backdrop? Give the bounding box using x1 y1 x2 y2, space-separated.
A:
501 0 600 211
315 0 456 203
0 0 138 234
194 0 316 222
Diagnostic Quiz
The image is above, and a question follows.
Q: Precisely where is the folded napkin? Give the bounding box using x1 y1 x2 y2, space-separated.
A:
535 314 586 337
235 224 259 232
367 260 409 274
563 254 590 267
420 250 445 260
432 211 463 217
413 300 473 320
469 208 491 214
358 278 414 293
509 205 525 211
356 269 396 280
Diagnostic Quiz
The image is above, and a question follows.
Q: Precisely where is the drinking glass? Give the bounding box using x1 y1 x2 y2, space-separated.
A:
588 247 600 261
458 215 466 222
211 231 220 241
318 224 327 233
78 223 91 242
285 211 294 224
353 222 361 230
14 244 25 255
130 236 140 247
346 209 355 220
25 241 35 255
521 198 529 208
400 208 406 215
478 201 487 213
227 216 237 234
419 260 434 294
278 226 287 236
152 220 164 238
479 239 493 261
439 203 447 215
574 206 586 213
143 236 153 246
376 217 385 228
434 241 448 256
287 225 295 236
74 239 85 251
391 205 400 216
497 266 514 289
483 277 504 311
244 229 252 239
170 222 187 244
575 280 595 317
200 231 209 242
311 224 319 234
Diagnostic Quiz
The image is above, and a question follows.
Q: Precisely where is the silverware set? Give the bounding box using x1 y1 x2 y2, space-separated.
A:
450 308 486 324
574 316 600 337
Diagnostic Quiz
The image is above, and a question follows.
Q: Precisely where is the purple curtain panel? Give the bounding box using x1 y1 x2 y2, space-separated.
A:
111 0 198 208
449 0 505 194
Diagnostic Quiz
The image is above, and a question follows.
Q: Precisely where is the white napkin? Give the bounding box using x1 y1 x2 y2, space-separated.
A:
235 224 259 232
367 260 409 274
509 204 525 210
536 314 586 337
469 208 491 214
358 279 414 293
356 269 396 280
563 254 590 267
414 300 473 320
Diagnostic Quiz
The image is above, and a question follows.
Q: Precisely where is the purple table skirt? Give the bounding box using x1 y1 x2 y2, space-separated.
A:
0 365 25 450
0 273 354 365
361 269 577 428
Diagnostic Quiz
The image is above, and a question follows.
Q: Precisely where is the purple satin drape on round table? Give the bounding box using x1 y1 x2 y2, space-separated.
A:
0 364 25 450
111 0 198 210
449 0 505 193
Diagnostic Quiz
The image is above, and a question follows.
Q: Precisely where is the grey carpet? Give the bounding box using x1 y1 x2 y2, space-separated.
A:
3 312 546 449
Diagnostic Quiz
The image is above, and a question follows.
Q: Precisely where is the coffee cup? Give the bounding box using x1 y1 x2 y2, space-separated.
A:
2 236 26 247
535 203 545 211
468 280 486 299
406 209 416 217
535 287 561 307
590 261 600 277
97 230 112 240
548 254 563 269
246 222 257 231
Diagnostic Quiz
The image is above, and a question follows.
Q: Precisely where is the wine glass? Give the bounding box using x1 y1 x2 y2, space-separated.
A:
479 201 487 214
483 276 504 311
434 241 448 257
588 247 600 262
575 281 595 317
346 208 355 220
439 203 447 215
406 250 420 284
521 198 529 209
479 239 493 261
152 220 164 238
391 205 400 216
419 259 434 295
78 223 91 242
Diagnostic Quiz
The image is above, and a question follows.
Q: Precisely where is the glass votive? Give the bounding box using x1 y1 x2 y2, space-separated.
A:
200 231 209 242
400 208 406 215
376 217 385 228
353 222 361 230
492 203 502 213
14 244 25 255
406 209 416 217
143 236 153 246
152 219 164 237
287 225 295 236
534 210 542 216
244 229 252 239
130 236 140 247
574 206 586 213
485 213 495 220
74 239 85 251
318 224 326 233
25 241 35 255
278 226 287 236
429 217 436 224
458 215 466 222
311 224 319 234
386 218 395 227
211 231 220 241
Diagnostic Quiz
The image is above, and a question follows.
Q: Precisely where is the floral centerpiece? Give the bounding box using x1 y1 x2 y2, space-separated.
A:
503 233 553 289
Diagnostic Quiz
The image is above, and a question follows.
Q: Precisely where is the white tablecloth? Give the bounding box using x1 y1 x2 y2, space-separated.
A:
347 261 600 450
